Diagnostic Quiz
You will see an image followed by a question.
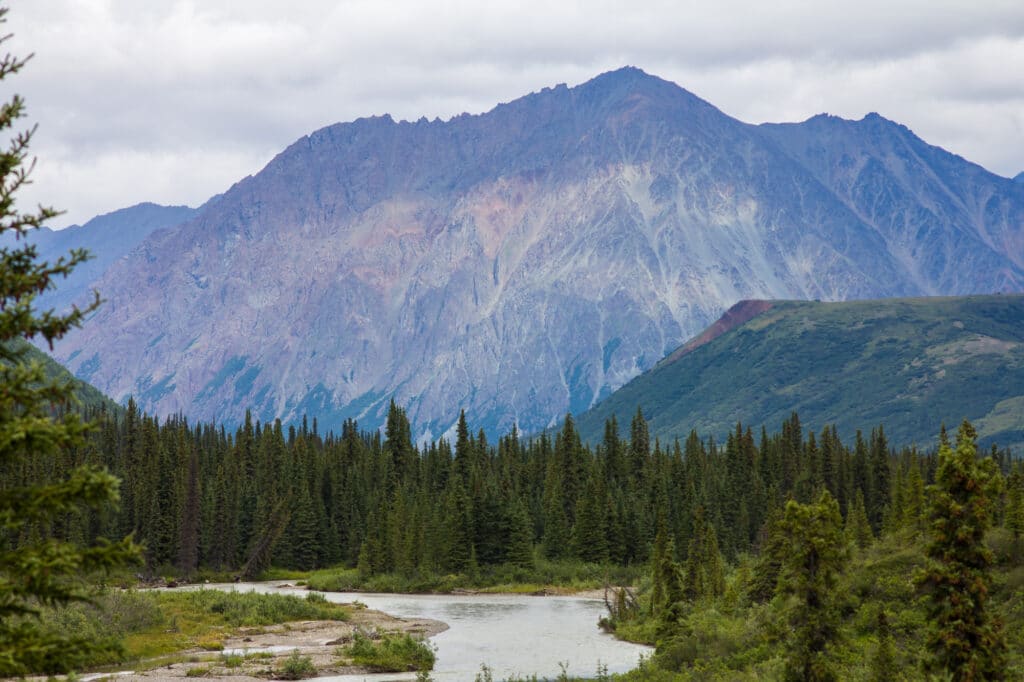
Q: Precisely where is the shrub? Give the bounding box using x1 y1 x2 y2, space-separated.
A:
342 631 435 672
276 650 317 680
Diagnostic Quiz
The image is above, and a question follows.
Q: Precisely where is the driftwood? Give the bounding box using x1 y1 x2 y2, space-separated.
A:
600 583 640 631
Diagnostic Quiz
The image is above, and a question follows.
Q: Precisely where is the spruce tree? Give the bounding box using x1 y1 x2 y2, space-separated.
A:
1005 463 1023 559
844 489 873 549
915 421 1006 681
869 609 900 682
748 506 786 603
901 459 926 533
778 490 847 682
572 473 609 563
0 15 139 673
540 460 570 560
505 497 534 569
868 426 890 532
682 505 724 601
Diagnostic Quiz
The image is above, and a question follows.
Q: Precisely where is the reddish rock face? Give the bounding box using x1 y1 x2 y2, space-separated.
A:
658 300 775 368
50 68 1024 438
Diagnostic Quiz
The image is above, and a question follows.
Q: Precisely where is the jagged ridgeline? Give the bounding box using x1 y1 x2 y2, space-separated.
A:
575 294 1024 452
47 67 1024 440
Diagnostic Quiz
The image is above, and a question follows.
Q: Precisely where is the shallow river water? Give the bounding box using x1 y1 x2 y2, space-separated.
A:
212 582 651 681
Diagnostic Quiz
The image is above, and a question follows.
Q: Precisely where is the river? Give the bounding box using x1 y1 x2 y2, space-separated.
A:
207 582 651 681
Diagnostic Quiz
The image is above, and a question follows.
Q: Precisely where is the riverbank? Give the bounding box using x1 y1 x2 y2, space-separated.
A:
25 587 443 681
92 602 446 681
157 583 651 680
259 559 645 598
26 580 648 680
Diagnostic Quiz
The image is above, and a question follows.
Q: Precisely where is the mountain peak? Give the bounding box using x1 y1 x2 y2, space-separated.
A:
587 65 655 85
1014 171 1024 183
50 69 1024 438
578 65 700 102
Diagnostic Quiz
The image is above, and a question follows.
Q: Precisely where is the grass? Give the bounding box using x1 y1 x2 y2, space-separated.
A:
341 631 435 672
303 558 643 594
32 588 350 673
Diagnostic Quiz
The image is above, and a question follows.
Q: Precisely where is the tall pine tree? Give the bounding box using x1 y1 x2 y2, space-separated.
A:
915 421 1006 681
0 16 139 673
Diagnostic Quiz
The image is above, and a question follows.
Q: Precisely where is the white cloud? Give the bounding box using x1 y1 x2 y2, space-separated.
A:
8 0 1024 226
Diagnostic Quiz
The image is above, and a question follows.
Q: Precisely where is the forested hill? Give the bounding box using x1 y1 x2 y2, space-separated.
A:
2 339 120 414
574 295 1024 451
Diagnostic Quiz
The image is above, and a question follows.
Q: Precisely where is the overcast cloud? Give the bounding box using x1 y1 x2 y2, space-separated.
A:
8 0 1024 227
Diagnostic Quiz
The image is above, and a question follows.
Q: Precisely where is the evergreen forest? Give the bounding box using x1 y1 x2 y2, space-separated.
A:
7 395 1024 678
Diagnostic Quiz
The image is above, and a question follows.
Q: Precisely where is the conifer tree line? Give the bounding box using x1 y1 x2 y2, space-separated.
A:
4 399 1021 580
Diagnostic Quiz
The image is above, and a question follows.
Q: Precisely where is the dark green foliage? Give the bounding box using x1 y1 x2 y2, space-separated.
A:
649 525 684 621
682 506 724 602
777 490 847 682
845 489 873 550
0 14 140 675
748 507 786 604
343 631 435 672
1006 463 1024 556
869 609 899 682
869 427 891 532
572 472 609 563
505 498 535 569
916 421 1006 680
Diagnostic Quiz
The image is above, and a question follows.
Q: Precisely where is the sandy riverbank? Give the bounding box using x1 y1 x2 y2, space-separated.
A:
82 602 447 681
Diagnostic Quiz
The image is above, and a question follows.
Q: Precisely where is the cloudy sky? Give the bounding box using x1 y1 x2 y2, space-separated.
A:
9 0 1024 227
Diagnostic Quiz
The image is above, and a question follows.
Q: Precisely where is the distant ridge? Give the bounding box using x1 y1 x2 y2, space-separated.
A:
574 295 1024 451
3 203 198 315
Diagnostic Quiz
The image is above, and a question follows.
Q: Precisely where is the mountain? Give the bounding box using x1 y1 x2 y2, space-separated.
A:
573 295 1024 451
49 68 1024 438
0 203 197 315
1015 172 1024 184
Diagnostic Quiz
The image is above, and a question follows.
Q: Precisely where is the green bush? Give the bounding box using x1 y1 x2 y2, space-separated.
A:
276 650 317 680
342 631 435 672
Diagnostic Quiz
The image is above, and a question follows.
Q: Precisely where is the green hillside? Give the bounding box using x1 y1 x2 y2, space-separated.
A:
3 339 120 414
575 294 1024 451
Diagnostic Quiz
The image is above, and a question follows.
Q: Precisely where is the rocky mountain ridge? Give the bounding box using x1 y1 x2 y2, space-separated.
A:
2 203 196 315
48 67 1024 438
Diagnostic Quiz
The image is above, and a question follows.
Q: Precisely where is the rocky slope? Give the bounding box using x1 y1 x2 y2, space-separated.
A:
49 68 1024 438
2 202 196 315
574 295 1024 451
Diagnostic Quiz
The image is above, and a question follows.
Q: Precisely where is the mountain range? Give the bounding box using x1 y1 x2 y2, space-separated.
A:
43 67 1024 439
1 203 197 315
